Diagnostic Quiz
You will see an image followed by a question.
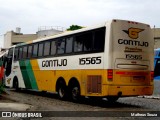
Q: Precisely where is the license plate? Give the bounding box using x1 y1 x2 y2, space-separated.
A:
133 76 145 80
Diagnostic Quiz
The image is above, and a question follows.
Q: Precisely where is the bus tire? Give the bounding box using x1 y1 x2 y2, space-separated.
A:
68 80 80 102
56 79 67 100
13 77 19 91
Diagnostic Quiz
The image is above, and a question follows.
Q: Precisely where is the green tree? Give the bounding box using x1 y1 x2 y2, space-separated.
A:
67 25 83 31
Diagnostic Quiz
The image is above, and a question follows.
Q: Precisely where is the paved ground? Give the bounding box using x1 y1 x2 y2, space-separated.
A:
0 80 159 120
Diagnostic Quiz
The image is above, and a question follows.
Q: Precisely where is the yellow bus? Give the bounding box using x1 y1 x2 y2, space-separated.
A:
5 19 154 102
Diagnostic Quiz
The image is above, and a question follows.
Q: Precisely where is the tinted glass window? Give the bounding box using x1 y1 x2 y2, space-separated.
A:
14 48 19 60
8 48 13 57
83 32 93 51
44 41 50 56
18 48 22 59
158 52 160 57
51 40 57 55
57 39 65 54
74 36 83 52
32 44 38 57
66 37 73 53
23 46 27 59
93 28 105 51
38 43 44 57
27 45 32 58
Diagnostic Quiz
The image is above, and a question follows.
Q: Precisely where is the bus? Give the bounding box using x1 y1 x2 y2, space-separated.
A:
0 50 8 93
5 19 154 102
154 48 160 80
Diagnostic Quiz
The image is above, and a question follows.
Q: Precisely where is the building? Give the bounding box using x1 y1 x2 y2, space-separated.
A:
153 28 160 49
3 27 64 48
4 28 37 48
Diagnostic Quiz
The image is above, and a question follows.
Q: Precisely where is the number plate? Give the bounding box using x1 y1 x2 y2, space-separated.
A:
133 76 145 80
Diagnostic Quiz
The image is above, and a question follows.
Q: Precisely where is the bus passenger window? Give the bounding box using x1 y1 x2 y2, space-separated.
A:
27 45 32 58
14 48 19 60
66 37 73 53
23 46 27 59
57 39 65 54
18 48 22 59
93 28 105 51
51 41 57 56
83 33 93 51
74 36 83 52
8 48 13 57
44 41 51 56
32 44 38 57
38 43 44 57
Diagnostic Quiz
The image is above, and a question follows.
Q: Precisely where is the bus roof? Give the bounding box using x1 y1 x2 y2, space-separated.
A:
32 22 107 43
12 19 150 47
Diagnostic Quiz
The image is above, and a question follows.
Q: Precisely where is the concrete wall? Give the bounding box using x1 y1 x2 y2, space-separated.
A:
153 28 160 49
4 31 37 48
4 31 13 48
3 28 63 48
12 34 37 43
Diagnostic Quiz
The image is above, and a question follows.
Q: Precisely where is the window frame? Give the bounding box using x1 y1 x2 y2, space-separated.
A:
12 27 105 60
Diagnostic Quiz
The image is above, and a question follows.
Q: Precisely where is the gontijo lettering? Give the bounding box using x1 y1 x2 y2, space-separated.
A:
42 59 67 67
118 39 149 47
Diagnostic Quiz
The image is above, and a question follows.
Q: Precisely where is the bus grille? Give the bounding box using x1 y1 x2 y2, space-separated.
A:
87 75 102 93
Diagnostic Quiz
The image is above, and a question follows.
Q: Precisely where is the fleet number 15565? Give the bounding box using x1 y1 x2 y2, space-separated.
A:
79 56 101 65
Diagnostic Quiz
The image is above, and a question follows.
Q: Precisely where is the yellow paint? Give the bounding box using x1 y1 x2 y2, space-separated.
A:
29 60 153 97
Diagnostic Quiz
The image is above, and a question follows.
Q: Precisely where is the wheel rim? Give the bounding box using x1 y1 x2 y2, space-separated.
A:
59 87 65 98
72 87 79 100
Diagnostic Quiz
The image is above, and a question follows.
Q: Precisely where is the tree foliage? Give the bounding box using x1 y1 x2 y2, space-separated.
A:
67 25 83 31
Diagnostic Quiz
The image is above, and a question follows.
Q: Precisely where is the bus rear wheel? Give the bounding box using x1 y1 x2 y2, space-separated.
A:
70 85 80 102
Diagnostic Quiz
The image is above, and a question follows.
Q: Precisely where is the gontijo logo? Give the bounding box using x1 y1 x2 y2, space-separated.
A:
118 27 149 47
123 28 144 39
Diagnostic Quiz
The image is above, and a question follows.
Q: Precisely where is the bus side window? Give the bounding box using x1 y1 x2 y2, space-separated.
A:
8 48 13 57
83 32 93 52
22 46 28 59
66 37 73 53
18 48 23 60
27 45 32 58
57 39 65 54
44 41 51 56
14 47 19 60
51 40 57 56
93 28 105 51
158 52 160 57
74 35 83 52
38 43 44 57
32 44 38 57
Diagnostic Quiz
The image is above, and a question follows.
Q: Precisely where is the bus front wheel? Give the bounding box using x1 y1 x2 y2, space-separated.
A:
57 84 67 100
13 77 19 91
